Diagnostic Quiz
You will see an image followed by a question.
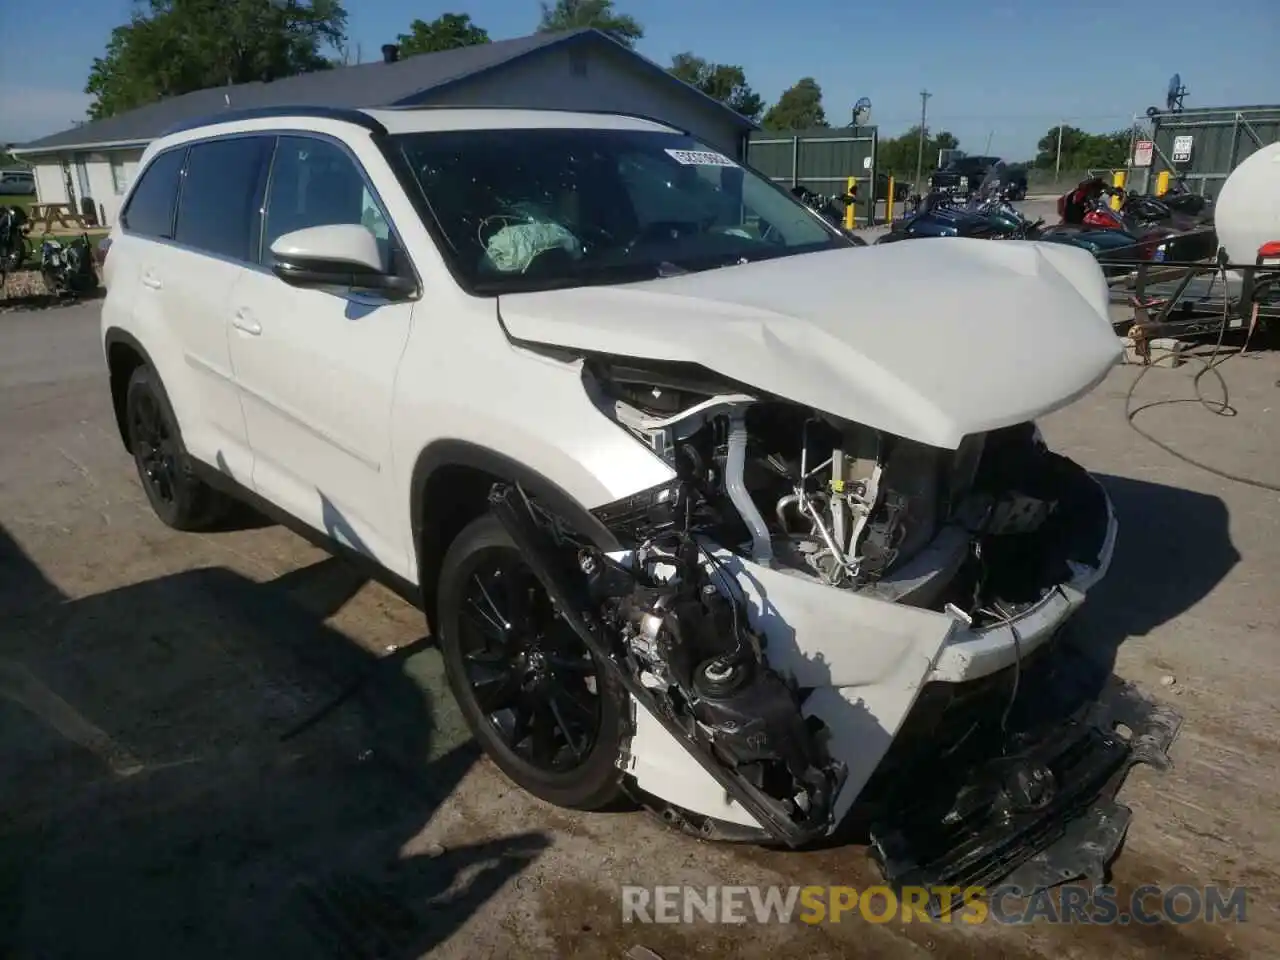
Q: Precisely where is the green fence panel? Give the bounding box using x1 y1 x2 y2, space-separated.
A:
747 126 880 225
1134 106 1280 198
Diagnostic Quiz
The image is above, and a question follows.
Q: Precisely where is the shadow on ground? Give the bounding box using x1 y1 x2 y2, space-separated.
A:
1047 472 1239 702
0 524 545 960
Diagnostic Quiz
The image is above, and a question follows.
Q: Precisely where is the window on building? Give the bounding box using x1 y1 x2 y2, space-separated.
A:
110 159 128 195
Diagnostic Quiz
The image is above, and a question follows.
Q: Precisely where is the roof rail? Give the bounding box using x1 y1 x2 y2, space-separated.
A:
377 103 689 136
161 105 387 138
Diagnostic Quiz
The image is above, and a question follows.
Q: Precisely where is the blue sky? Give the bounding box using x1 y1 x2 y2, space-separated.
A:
1 0 1276 157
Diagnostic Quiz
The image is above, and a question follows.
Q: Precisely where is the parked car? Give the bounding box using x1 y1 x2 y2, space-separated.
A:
0 169 35 196
100 105 1168 892
929 156 1028 201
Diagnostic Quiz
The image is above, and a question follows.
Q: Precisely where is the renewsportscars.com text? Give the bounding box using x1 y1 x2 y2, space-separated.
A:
620 884 1249 926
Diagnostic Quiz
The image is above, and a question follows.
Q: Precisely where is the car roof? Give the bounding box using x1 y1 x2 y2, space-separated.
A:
149 105 683 155
365 106 680 135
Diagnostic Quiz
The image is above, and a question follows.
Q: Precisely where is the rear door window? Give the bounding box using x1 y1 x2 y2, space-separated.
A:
121 148 186 239
174 136 273 261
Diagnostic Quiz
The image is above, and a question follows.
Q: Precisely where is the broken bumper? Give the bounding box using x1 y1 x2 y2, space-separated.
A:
868 681 1182 906
625 465 1167 891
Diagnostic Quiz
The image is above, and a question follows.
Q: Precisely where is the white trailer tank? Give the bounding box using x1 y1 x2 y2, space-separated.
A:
1214 142 1280 263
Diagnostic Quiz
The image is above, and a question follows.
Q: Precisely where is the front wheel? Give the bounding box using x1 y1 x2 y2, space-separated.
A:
437 514 628 810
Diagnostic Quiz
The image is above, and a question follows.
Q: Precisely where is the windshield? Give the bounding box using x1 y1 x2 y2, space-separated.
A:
393 127 851 293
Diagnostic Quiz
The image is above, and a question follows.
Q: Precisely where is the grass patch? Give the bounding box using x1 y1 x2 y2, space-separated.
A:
0 193 39 212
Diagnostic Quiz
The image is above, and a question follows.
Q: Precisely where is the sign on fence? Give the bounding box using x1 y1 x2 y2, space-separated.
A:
1172 135 1194 163
1132 140 1154 167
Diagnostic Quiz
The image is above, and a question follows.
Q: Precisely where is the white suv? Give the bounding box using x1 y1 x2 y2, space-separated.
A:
101 105 1165 891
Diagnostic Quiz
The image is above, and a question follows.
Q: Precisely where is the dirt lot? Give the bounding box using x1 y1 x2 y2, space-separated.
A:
1 301 1278 959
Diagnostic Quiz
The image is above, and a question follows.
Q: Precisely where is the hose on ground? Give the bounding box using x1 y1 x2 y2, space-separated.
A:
1124 271 1280 493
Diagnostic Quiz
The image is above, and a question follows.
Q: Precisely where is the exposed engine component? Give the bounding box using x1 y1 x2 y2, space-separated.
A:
588 361 958 591
489 482 843 845
584 362 1093 627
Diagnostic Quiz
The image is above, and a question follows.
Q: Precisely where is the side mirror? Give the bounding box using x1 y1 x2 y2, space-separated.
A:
269 224 415 298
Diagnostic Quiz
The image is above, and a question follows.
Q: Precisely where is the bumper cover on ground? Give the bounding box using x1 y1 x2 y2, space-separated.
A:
867 680 1182 911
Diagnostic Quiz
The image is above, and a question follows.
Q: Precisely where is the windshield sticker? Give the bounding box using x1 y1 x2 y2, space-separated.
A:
664 149 738 167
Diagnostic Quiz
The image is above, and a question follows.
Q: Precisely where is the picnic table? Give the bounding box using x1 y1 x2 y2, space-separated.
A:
24 203 92 235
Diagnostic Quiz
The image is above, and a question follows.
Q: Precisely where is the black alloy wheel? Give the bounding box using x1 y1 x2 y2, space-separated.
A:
438 515 627 810
124 365 228 531
131 384 179 508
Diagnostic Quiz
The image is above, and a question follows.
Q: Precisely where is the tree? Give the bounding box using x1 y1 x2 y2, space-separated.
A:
536 0 643 48
85 0 347 121
761 78 827 131
397 13 489 56
874 126 961 176
668 53 763 122
1033 125 1130 170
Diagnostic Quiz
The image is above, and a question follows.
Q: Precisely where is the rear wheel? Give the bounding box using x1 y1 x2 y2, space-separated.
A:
437 514 627 810
125 365 231 531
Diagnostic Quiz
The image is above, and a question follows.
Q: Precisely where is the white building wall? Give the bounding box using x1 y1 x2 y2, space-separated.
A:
24 148 144 227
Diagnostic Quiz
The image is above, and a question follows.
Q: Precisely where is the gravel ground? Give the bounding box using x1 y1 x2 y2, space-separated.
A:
1 301 1277 959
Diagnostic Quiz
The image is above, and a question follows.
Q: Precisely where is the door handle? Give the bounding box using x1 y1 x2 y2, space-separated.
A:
141 271 162 290
232 309 262 336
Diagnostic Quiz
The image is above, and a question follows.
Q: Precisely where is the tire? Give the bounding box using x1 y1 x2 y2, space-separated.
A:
125 365 231 531
437 513 628 810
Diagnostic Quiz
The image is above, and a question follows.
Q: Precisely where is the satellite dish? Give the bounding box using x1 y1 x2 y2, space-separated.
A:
1165 73 1188 113
852 96 872 127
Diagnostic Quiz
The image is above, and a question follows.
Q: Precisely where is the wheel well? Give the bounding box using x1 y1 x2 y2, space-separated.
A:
107 340 146 452
411 445 622 630
417 464 503 628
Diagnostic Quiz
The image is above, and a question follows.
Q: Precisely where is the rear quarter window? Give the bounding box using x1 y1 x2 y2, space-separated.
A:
120 148 186 238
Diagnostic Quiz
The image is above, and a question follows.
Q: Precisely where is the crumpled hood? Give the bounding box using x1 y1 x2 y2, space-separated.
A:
497 239 1122 449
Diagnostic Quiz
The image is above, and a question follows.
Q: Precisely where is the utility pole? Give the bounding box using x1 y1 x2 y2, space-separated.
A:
914 90 932 194
1054 122 1064 186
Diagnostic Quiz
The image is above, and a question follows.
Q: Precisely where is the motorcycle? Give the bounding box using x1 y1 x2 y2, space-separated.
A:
1137 174 1213 221
1045 177 1216 263
0 204 31 289
790 185 868 246
38 234 98 298
877 174 1040 243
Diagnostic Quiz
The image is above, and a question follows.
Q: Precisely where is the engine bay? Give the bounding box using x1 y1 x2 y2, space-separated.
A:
584 358 1110 629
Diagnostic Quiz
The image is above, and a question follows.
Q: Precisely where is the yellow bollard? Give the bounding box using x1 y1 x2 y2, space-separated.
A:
1156 170 1171 196
887 176 895 222
845 176 857 230
1111 170 1126 211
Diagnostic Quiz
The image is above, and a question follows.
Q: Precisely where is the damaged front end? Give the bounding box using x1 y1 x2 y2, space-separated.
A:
490 483 845 846
487 354 1180 896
